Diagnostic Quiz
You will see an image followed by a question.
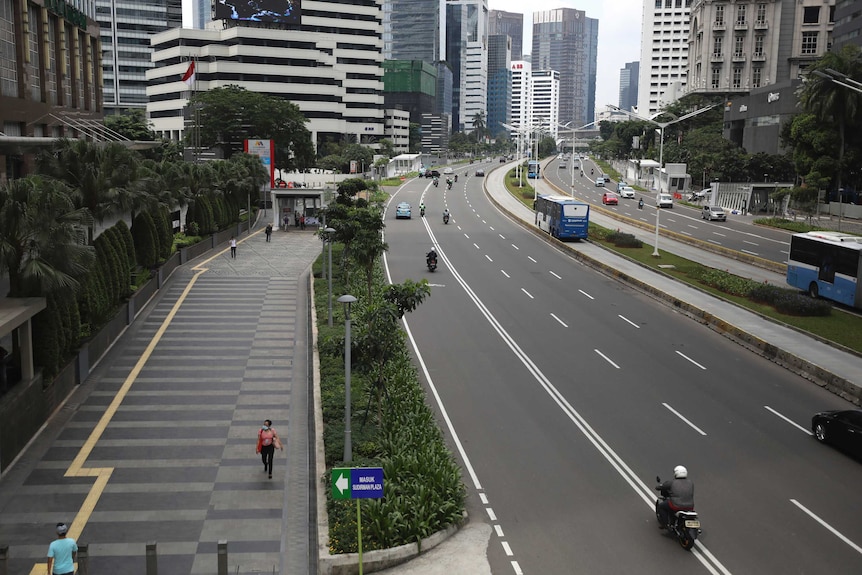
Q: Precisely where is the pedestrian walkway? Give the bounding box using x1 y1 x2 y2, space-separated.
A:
0 227 322 575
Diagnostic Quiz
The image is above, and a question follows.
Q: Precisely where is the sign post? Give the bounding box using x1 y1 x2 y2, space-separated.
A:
331 467 384 574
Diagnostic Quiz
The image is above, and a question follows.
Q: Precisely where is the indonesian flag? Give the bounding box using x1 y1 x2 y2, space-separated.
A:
182 61 195 86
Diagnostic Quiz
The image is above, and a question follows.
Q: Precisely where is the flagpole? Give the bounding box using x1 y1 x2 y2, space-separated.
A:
193 55 199 163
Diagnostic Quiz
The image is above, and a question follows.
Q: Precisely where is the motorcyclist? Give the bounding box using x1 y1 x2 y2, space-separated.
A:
426 246 438 266
454 174 458 182
433 177 439 187
443 208 450 223
590 168 594 176
420 202 426 216
638 197 644 209
656 465 695 529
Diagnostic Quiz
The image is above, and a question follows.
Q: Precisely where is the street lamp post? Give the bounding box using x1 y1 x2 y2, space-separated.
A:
337 294 357 463
610 104 716 257
325 227 336 326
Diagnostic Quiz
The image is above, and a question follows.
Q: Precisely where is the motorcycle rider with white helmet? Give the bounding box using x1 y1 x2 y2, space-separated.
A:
656 465 694 529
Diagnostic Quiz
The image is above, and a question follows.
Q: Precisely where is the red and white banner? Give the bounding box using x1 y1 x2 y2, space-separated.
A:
182 61 196 86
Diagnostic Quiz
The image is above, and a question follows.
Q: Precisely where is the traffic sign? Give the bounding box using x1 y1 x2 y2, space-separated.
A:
331 467 384 500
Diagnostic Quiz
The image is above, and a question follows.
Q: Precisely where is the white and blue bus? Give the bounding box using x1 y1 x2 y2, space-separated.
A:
786 231 862 308
527 160 541 179
535 195 590 240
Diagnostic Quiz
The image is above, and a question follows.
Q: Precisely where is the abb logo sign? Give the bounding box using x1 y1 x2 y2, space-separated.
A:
512 63 523 70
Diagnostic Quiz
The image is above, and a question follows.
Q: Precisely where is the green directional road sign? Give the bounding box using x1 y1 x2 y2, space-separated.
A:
331 467 384 500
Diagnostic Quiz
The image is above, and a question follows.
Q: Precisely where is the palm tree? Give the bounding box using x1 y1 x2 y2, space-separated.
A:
472 111 487 142
0 176 94 297
798 44 862 192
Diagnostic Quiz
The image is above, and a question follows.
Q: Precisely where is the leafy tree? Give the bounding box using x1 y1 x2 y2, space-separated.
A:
472 111 486 141
408 122 421 153
377 138 396 158
104 109 155 141
189 85 315 170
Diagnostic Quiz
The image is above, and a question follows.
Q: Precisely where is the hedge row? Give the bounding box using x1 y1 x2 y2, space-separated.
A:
692 268 831 316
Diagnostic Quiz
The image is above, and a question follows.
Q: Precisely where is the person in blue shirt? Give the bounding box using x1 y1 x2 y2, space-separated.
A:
47 523 77 575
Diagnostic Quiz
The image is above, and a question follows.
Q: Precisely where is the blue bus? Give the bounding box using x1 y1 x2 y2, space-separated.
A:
535 195 590 240
527 160 541 179
786 231 862 308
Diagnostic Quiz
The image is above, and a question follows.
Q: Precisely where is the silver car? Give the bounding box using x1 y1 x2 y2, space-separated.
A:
702 205 727 221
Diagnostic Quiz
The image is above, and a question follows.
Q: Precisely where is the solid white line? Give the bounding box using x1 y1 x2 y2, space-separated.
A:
595 349 620 369
765 406 813 435
550 313 568 328
511 561 523 575
528 256 537 263
676 350 707 370
579 289 595 300
480 493 489 504
473 243 480 250
495 524 504 537
521 288 534 299
618 315 640 328
511 244 520 250
550 271 562 279
791 499 862 555
485 254 493 262
502 541 513 556
501 270 510 278
662 402 708 435
487 507 497 521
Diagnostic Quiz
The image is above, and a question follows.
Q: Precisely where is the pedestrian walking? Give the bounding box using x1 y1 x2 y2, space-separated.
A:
255 419 283 479
265 223 273 242
230 236 237 258
294 212 300 228
46 523 77 575
283 214 289 231
300 215 306 230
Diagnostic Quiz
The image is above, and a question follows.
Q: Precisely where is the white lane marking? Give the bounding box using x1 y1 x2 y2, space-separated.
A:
501 270 510 278
458 226 463 230
464 233 470 239
502 541 513 556
511 244 520 250
595 349 621 369
780 249 789 255
618 315 640 328
480 493 489 504
676 350 707 370
485 254 493 262
712 231 726 237
550 271 562 279
662 402 708 436
490 226 495 231
764 406 813 435
528 256 537 263
708 240 723 246
742 249 759 256
521 288 534 299
512 561 524 575
579 289 595 300
499 234 506 239
550 313 568 328
681 231 692 236
495 524 504 537
666 218 677 223
473 243 480 250
790 499 862 556
687 224 698 229
743 240 760 246
487 507 497 521
482 219 487 224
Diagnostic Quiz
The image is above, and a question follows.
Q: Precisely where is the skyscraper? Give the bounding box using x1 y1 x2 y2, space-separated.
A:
531 69 559 139
191 0 209 29
510 60 532 134
99 0 182 114
446 0 488 133
637 0 690 117
488 9 524 61
384 0 445 61
619 61 639 112
531 8 598 127
486 34 512 137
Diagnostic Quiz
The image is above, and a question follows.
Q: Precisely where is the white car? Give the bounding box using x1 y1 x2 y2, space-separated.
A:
443 167 454 174
595 177 605 187
618 186 636 199
656 193 674 208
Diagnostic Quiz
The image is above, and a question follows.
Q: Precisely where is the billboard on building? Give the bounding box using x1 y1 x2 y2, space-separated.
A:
214 0 301 24
244 139 276 188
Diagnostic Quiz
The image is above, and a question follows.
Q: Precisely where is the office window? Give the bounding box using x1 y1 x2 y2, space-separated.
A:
711 65 722 88
732 66 743 88
736 4 747 26
801 31 818 54
803 6 820 24
713 35 723 55
754 34 764 56
735 34 745 56
715 5 724 25
756 3 766 24
752 66 762 88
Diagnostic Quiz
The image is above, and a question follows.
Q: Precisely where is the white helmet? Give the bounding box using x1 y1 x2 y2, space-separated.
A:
673 465 688 479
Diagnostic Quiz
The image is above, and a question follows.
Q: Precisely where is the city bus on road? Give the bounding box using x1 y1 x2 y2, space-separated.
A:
786 231 862 309
534 195 590 240
527 160 541 179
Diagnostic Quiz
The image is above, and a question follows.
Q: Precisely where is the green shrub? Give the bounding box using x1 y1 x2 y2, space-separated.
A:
749 284 832 316
607 231 642 248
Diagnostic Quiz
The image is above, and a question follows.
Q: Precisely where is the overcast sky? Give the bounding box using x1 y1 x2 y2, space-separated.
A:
183 0 644 112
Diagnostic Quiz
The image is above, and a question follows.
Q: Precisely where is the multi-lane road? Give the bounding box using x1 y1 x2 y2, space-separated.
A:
542 157 793 264
383 163 862 574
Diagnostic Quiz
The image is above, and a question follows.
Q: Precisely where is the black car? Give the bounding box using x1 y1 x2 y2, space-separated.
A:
812 409 862 458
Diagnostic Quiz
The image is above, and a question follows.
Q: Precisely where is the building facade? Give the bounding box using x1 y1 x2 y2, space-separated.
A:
190 0 207 29
686 0 835 98
446 0 488 134
488 9 523 61
146 6 385 150
531 8 597 127
383 59 437 128
383 0 444 61
619 61 639 112
486 34 511 138
98 0 182 115
833 0 862 50
0 0 103 181
509 60 531 133
637 0 691 116
530 69 559 140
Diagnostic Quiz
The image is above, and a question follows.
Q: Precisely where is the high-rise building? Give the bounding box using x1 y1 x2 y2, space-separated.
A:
531 69 559 140
488 9 523 61
531 8 598 127
619 61 639 112
446 0 488 133
833 0 862 50
384 0 444 61
191 0 209 29
0 0 103 181
99 0 182 115
383 60 438 126
510 60 532 134
486 34 512 138
687 0 835 97
637 0 691 117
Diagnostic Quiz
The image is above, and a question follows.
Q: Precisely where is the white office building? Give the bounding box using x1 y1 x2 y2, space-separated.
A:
145 7 384 148
531 69 559 140
510 60 532 133
637 0 691 117
446 0 489 133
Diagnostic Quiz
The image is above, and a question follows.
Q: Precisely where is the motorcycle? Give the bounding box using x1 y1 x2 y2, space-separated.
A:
420 207 425 217
655 476 700 551
443 213 450 224
433 179 438 187
454 175 458 182
447 181 452 190
426 253 438 272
